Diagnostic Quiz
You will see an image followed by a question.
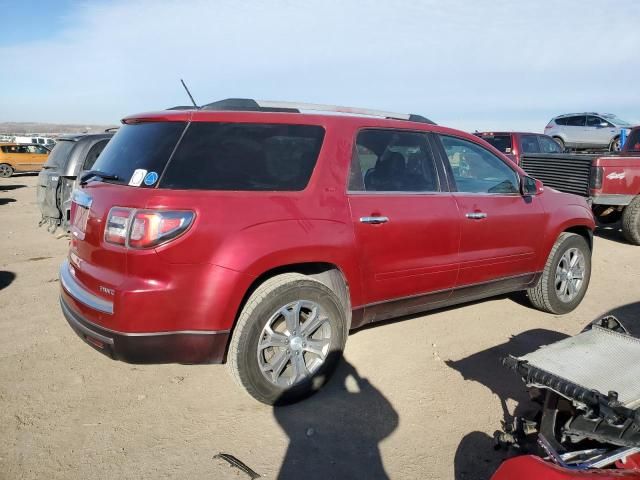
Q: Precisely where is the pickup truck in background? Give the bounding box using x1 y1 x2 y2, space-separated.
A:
474 131 563 164
520 126 640 245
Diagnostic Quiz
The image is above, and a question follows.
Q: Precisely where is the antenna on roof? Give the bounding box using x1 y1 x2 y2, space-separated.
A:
180 79 198 108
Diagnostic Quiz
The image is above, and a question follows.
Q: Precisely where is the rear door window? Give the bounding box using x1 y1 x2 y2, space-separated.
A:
519 135 540 153
538 135 562 153
565 116 586 127
478 134 513 154
161 123 325 191
91 122 187 186
348 129 440 192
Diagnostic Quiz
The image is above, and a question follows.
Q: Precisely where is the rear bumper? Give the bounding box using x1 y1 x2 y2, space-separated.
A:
60 293 229 364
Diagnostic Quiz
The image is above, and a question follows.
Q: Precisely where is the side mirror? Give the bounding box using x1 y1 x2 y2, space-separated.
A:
599 122 609 128
521 175 543 196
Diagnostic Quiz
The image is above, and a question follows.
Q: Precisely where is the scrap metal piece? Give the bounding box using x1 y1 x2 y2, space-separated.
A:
214 453 260 479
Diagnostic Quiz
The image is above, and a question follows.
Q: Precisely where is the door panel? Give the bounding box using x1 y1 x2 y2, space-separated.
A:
454 194 544 286
349 194 460 304
437 134 546 287
347 128 460 310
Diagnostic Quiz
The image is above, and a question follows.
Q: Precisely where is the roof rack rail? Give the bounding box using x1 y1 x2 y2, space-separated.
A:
198 98 436 125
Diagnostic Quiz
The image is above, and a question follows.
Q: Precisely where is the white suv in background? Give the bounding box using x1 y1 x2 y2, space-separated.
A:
545 113 635 152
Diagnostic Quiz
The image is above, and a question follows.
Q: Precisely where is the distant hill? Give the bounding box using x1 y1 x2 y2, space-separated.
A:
0 122 118 136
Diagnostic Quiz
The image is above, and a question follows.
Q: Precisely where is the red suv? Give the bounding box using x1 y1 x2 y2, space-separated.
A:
59 99 595 404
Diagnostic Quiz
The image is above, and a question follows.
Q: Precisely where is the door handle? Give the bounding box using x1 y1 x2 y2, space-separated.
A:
360 216 389 224
465 212 487 220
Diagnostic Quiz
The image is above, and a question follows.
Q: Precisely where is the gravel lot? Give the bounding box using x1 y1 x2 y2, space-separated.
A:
1 174 639 480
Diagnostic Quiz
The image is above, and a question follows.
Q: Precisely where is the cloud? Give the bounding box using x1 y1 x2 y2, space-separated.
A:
1 0 638 131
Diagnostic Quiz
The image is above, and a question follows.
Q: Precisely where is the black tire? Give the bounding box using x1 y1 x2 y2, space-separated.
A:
622 196 640 245
527 232 591 314
553 137 565 151
609 136 621 152
0 163 13 178
227 273 347 405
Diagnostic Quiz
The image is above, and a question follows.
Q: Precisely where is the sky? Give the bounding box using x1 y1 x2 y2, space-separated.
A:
1 0 639 132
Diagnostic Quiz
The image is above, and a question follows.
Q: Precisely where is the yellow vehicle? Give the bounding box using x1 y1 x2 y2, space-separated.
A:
0 143 50 178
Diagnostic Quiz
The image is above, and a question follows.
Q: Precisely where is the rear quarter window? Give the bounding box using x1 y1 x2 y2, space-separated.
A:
160 123 325 191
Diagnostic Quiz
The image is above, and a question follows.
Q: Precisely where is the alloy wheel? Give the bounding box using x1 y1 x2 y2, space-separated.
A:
257 300 332 387
554 247 586 302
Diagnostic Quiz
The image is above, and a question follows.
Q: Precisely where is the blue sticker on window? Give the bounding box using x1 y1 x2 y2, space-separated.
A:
143 171 159 186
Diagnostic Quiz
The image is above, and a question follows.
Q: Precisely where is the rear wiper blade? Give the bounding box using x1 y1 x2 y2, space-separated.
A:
80 170 119 186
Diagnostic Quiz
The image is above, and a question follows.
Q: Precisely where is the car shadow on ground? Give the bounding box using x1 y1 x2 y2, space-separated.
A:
446 328 570 480
274 354 398 480
594 222 629 245
8 172 38 178
0 271 16 291
0 184 26 192
0 198 16 206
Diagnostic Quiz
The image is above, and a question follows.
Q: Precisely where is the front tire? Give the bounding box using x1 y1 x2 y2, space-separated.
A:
527 232 591 314
0 163 13 178
622 196 640 245
227 273 347 405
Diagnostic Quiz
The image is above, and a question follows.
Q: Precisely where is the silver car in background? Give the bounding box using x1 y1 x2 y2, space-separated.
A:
544 112 635 152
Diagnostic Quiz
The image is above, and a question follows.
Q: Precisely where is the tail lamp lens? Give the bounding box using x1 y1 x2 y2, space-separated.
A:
590 166 603 190
104 208 194 248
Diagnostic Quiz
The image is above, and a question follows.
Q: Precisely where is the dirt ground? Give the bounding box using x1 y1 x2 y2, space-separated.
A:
1 174 639 480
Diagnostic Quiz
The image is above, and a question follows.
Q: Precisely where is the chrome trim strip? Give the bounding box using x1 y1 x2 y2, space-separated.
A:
591 194 634 206
59 259 114 314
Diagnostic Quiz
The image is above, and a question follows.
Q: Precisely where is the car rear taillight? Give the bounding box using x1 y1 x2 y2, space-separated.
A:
544 122 553 130
590 166 603 190
104 208 194 248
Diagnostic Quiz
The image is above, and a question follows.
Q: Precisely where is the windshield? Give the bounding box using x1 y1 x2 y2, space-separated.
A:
602 114 633 127
43 139 76 169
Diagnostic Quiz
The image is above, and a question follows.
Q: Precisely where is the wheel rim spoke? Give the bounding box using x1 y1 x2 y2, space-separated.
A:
300 309 328 338
554 247 586 302
303 338 329 358
284 302 301 335
291 351 309 384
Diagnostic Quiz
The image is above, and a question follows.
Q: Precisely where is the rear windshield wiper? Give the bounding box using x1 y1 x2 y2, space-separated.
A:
80 170 119 186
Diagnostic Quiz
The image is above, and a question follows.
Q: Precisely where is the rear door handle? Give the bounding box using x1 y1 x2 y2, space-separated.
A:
465 212 487 220
360 216 389 224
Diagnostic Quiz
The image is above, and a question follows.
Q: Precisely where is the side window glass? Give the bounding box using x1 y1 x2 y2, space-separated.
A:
520 135 540 154
586 116 604 127
348 130 439 192
566 116 586 127
83 140 109 170
539 136 562 153
440 135 519 194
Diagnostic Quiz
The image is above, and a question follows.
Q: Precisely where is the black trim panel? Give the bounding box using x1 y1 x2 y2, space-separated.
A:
61 296 229 364
352 272 540 328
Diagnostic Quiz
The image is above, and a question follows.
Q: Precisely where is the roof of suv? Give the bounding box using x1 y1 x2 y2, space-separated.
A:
553 112 613 119
56 131 116 142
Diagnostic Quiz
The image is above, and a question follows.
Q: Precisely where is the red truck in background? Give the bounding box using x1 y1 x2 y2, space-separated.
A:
520 126 640 245
475 131 563 164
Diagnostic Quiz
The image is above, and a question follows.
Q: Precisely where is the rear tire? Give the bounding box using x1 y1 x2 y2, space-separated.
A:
622 196 640 245
553 137 565 151
609 136 622 152
227 273 347 405
0 164 13 178
527 232 591 314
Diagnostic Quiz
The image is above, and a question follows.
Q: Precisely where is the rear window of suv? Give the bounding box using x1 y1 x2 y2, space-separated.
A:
91 122 187 186
44 139 76 168
160 123 325 191
477 134 512 153
92 121 325 191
